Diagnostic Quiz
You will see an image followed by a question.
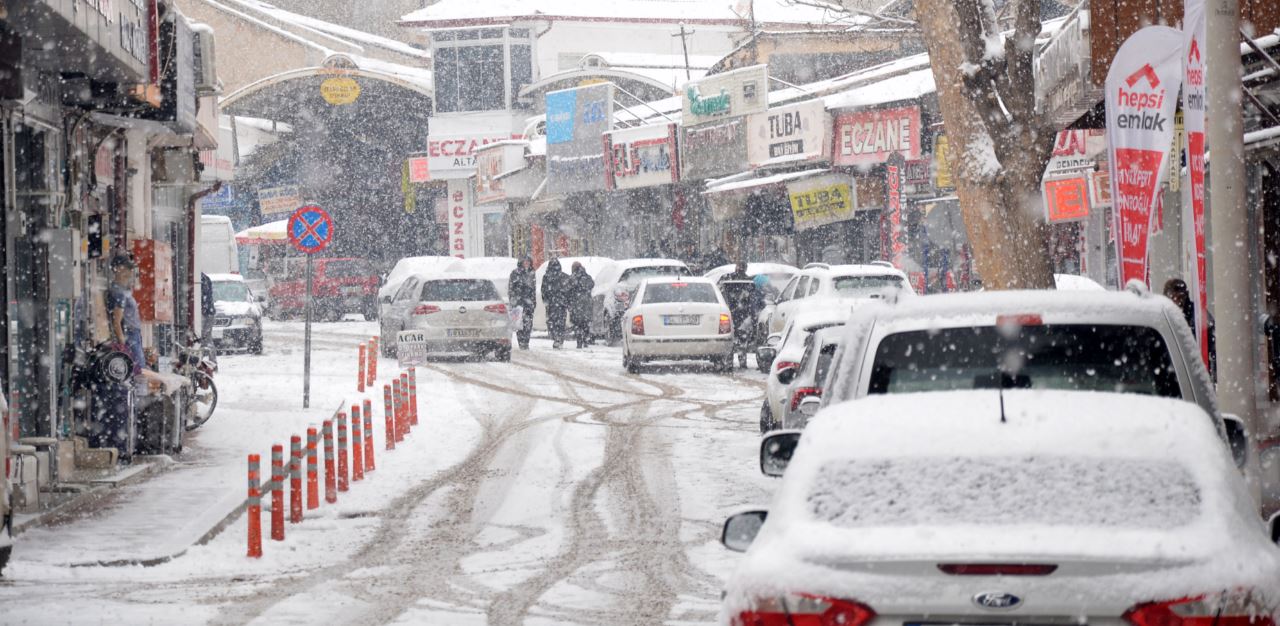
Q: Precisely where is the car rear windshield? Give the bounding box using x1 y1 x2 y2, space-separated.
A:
832 275 904 295
809 457 1200 530
420 279 498 302
620 266 684 284
868 324 1180 398
644 282 718 304
322 260 369 278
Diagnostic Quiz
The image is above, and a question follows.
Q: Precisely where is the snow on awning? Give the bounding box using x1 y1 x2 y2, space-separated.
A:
703 168 829 195
235 219 291 245
822 67 936 111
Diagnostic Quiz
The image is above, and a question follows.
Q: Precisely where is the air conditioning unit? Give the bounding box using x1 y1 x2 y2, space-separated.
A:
191 22 219 96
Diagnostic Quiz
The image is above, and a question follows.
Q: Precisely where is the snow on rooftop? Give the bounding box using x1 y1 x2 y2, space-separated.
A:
401 0 842 26
224 0 429 59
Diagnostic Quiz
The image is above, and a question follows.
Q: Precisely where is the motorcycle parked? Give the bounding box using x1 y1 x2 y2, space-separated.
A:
174 335 218 432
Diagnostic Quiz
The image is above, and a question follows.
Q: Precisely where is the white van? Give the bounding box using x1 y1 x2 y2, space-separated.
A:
198 215 239 276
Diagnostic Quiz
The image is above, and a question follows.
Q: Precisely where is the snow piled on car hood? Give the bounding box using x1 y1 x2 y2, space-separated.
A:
724 390 1280 616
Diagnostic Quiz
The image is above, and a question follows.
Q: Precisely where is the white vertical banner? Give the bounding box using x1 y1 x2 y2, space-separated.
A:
446 178 471 258
1104 26 1185 286
1182 0 1210 365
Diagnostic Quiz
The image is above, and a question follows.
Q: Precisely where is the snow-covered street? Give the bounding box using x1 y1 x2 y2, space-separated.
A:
0 319 773 625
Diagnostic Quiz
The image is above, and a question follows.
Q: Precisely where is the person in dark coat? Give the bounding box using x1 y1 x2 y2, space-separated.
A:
542 258 569 349
1163 277 1216 380
568 262 595 349
508 257 537 350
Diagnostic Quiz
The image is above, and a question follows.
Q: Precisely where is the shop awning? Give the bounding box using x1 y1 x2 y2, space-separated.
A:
235 219 291 245
702 168 830 196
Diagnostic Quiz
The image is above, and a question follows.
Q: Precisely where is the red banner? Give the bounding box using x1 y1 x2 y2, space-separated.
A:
1183 0 1210 365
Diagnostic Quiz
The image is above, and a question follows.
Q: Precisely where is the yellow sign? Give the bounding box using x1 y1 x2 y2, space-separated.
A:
788 177 854 232
934 133 953 189
320 77 361 105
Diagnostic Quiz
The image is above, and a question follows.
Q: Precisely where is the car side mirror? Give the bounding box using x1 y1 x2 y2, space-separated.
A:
760 430 802 477
776 366 798 386
1223 413 1250 469
756 345 777 364
798 395 821 418
721 509 768 552
1269 511 1280 545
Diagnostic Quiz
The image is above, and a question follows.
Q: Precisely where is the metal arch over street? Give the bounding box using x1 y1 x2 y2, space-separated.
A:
220 65 434 119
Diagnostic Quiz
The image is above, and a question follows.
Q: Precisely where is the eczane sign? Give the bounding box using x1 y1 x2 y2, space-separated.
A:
833 106 922 167
427 135 513 180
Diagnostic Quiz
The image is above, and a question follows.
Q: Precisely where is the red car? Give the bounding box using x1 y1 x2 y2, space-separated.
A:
268 257 380 321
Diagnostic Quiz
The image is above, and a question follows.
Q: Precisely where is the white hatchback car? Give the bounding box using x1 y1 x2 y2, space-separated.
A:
622 277 733 373
381 275 512 362
722 391 1280 625
767 263 912 335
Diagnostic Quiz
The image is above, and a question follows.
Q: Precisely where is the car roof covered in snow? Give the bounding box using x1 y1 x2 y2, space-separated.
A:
611 258 687 271
846 288 1177 331
727 389 1280 609
816 263 909 279
704 263 798 280
786 307 853 334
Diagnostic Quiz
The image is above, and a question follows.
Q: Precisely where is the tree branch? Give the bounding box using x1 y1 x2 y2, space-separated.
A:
788 0 920 28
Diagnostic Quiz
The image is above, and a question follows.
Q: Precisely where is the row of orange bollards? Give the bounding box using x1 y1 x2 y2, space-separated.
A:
357 337 379 392
246 337 414 558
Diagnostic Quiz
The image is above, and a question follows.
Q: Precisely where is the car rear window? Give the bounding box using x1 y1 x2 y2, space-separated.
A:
620 266 684 284
322 260 369 278
867 324 1180 398
808 457 1200 530
420 279 498 302
643 282 718 304
831 275 904 295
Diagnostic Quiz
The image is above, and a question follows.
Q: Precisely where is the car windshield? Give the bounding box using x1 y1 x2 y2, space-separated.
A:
322 260 368 278
211 281 249 302
620 266 684 284
831 275 904 295
643 282 718 304
868 324 1180 397
420 279 498 302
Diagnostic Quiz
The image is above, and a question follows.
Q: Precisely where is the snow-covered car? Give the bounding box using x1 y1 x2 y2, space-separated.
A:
380 275 512 362
622 277 733 373
444 256 517 300
760 309 849 433
533 256 612 331
207 273 263 354
592 258 690 341
378 256 456 319
766 263 913 335
721 391 1280 625
778 325 843 430
1054 273 1106 291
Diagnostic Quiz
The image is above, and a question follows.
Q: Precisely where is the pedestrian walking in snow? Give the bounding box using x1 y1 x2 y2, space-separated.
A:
542 258 569 349
509 257 537 349
568 262 595 349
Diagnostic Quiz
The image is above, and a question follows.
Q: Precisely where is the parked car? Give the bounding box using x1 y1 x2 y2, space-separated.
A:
269 257 380 321
593 258 690 342
778 325 844 431
622 277 733 373
766 263 913 335
207 273 263 354
533 256 612 331
380 275 512 361
378 256 456 319
759 309 850 433
721 391 1280 625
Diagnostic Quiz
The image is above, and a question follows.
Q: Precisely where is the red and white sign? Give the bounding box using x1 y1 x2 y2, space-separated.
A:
834 106 922 167
1183 0 1210 365
446 179 470 258
1104 26 1183 286
885 153 908 268
427 134 515 180
1043 177 1090 223
602 123 679 190
407 156 431 183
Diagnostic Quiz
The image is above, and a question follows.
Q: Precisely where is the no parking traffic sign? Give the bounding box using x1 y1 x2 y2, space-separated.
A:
287 205 334 254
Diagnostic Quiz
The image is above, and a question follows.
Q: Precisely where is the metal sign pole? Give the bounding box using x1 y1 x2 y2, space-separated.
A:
304 253 313 408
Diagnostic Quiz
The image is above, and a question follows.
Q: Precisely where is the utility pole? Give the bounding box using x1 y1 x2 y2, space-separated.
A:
672 24 693 81
1206 0 1264 460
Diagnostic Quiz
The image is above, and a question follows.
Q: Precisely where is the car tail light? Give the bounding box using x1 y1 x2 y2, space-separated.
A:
719 313 732 334
938 563 1057 576
484 304 507 314
736 593 875 626
1125 593 1276 626
790 387 822 412
631 315 645 336
413 304 441 315
775 361 800 373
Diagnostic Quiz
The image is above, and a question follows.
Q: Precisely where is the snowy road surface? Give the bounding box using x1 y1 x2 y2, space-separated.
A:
0 319 773 625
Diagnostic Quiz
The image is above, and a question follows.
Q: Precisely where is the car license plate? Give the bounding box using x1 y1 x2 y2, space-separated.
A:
447 328 482 338
663 314 699 326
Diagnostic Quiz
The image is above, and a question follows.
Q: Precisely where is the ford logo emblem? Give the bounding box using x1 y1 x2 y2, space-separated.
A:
458 306 467 314
973 592 1022 610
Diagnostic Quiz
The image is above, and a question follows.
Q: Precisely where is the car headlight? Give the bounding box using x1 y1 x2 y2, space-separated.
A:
239 316 258 326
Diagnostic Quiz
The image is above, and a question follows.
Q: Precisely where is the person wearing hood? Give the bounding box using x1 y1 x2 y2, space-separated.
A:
509 257 537 350
568 262 595 349
542 258 569 349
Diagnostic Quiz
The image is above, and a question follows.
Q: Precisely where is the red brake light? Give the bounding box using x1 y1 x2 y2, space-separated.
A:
670 282 688 287
631 315 645 335
996 313 1043 327
790 386 822 412
1125 594 1276 626
484 303 507 314
736 594 875 626
413 304 441 315
938 563 1058 576
719 313 732 334
775 360 800 373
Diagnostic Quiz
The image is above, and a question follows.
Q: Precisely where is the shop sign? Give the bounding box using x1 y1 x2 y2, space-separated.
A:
787 174 857 232
257 185 301 216
746 99 830 168
407 156 431 183
934 133 953 189
546 82 615 195
681 64 767 126
885 152 907 268
474 143 525 205
834 106 922 167
1042 176 1090 223
603 123 679 190
427 134 511 180
681 117 748 180
1090 169 1111 208
1044 129 1107 177
447 179 471 258
904 159 930 185
200 184 237 213
320 76 361 105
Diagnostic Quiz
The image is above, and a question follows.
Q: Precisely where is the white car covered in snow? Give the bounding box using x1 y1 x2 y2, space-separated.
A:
766 263 912 335
207 273 264 354
722 391 1280 624
381 275 513 362
759 309 849 433
378 256 456 319
622 277 734 373
593 258 690 341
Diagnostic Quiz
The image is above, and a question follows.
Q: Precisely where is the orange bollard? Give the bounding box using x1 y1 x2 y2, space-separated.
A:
270 445 285 541
408 368 418 426
383 385 395 451
392 379 405 443
351 405 365 482
247 454 263 558
358 344 366 393
368 338 378 386
306 428 319 510
337 413 349 492
323 420 337 504
362 402 375 472
399 373 410 431
290 435 303 523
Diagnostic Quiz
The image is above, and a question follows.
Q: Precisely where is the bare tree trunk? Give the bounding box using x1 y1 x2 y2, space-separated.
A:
915 0 1056 289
